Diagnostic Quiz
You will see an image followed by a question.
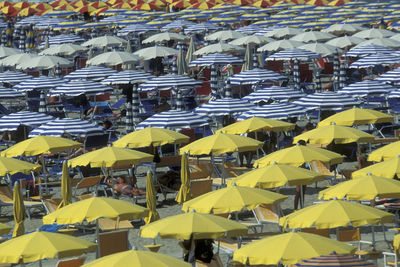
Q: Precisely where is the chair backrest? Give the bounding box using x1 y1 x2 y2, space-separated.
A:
0 186 13 203
338 228 361 242
56 257 86 267
191 178 212 198
98 230 129 257
253 204 280 224
301 228 330 238
75 176 102 190
189 161 214 180
195 254 223 267
42 198 62 214
309 160 333 176
98 218 133 232
84 134 109 150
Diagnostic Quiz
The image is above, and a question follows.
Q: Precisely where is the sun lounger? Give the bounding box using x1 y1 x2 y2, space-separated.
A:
301 228 330 237
251 203 282 232
195 254 224 267
55 257 86 267
98 218 133 232
73 175 102 201
98 229 130 257
191 178 212 198
338 228 381 260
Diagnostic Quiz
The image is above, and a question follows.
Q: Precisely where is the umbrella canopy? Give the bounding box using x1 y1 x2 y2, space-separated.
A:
233 232 355 266
254 144 344 168
17 55 72 70
182 185 287 214
68 147 153 168
350 53 400 68
339 80 396 97
49 80 113 96
353 28 395 39
229 68 285 85
175 152 192 204
13 76 65 92
229 35 273 46
293 125 375 145
139 211 248 239
295 252 376 267
0 231 97 264
242 86 305 103
0 87 23 98
299 43 342 57
1 136 81 157
38 34 84 47
0 111 54 131
189 53 243 66
28 118 105 137
204 30 245 41
39 43 87 56
0 53 37 67
218 117 295 134
355 38 400 49
319 174 400 201
193 42 244 56
138 74 201 91
279 200 393 229
231 163 324 188
64 66 117 81
101 70 155 85
0 46 20 58
238 103 306 120
376 67 400 83
293 92 361 111
367 141 400 162
0 71 32 84
353 156 400 179
142 32 188 44
180 132 263 155
144 170 160 224
290 31 335 43
345 44 394 57
264 27 303 39
0 157 40 176
81 35 128 47
12 182 25 238
133 46 178 60
58 161 72 209
322 23 364 35
43 197 149 224
267 48 321 61
195 98 256 116
86 51 140 66
258 40 305 52
317 108 393 127
326 36 365 49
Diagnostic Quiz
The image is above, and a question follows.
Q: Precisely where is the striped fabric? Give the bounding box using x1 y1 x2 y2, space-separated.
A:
176 91 184 111
0 87 24 99
333 52 340 89
38 91 47 113
125 100 133 133
0 111 54 131
101 70 155 85
65 66 117 81
293 59 300 90
13 76 65 92
139 74 202 91
118 24 158 36
293 92 361 111
243 86 305 103
295 252 376 267
229 68 285 85
376 67 400 83
238 103 306 120
345 44 394 57
39 34 84 47
340 80 396 97
18 28 25 52
162 20 195 31
172 58 178 75
267 48 321 61
0 71 32 84
350 53 400 68
388 90 400 99
195 98 255 116
224 80 232 98
184 23 222 34
339 60 347 89
189 53 243 67
132 85 140 124
210 64 218 99
49 80 113 96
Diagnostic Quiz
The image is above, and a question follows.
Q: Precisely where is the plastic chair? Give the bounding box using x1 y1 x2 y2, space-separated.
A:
55 257 86 267
98 229 129 257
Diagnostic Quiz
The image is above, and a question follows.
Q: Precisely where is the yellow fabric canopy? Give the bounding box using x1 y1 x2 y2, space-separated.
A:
0 157 41 176
353 156 400 179
218 117 295 134
368 141 400 162
317 108 393 127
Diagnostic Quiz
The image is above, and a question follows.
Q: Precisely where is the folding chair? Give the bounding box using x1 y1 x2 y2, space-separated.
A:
73 175 103 201
55 257 86 267
98 229 130 257
252 203 283 232
338 228 380 260
301 228 330 237
98 218 133 232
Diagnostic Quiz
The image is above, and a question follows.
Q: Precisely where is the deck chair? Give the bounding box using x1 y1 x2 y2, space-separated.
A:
189 160 214 180
338 229 380 260
89 101 115 122
309 160 343 185
73 175 102 200
83 134 109 151
384 238 400 267
191 178 212 198
195 255 224 267
301 228 330 237
0 185 44 219
98 218 133 232
55 257 86 267
98 229 129 257
252 203 282 232
41 198 62 214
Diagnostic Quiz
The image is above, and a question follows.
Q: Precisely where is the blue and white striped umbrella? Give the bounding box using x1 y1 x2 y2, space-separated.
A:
388 90 400 99
339 80 396 97
118 24 158 36
16 16 42 26
1 29 7 46
172 57 178 75
39 34 85 47
18 28 25 52
293 92 361 111
0 71 32 85
162 20 195 31
101 70 155 85
176 90 184 111
345 44 394 57
195 98 255 116
136 110 210 130
242 86 305 103
267 48 321 61
132 85 140 124
49 80 113 97
252 50 259 69
339 59 347 89
333 51 340 89
210 64 218 99
125 99 133 133
349 53 400 68
36 18 69 30
0 86 24 99
224 80 232 98
229 68 285 85
13 26 20 49
64 66 118 81
236 25 262 35
0 111 54 131
184 23 222 34
13 76 65 92
138 74 202 92
189 53 243 67
38 91 47 113
293 59 300 90
238 103 306 120
376 67 400 83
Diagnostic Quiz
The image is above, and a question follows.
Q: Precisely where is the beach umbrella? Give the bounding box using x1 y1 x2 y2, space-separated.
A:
326 36 365 49
17 55 72 70
238 102 306 120
101 70 154 85
229 35 273 46
345 44 394 57
0 111 54 132
355 38 400 49
333 51 340 89
144 170 160 224
12 181 25 238
193 42 244 56
184 22 221 34
290 31 335 43
139 74 202 92
1 30 6 47
317 108 393 127
352 156 400 179
177 46 187 75
185 36 195 65
139 211 247 239
293 59 300 90
339 59 346 89
0 53 36 67
350 53 400 69
0 231 97 264
49 80 113 96
18 28 25 52
180 132 263 155
279 200 393 229
28 118 105 138
322 23 363 35
131 85 140 125
38 91 47 113
242 86 305 103
125 96 133 133
134 46 178 60
189 53 243 67
38 34 84 47
0 157 40 176
295 252 376 267
142 32 188 44
175 152 192 204
162 20 195 31
13 76 65 92
0 87 23 99
86 51 140 66
367 141 400 162
172 57 177 75
0 46 20 58
195 97 256 116
0 71 32 84
233 232 355 266
293 92 361 111
258 40 305 52
267 48 321 61
264 27 303 39
299 43 341 57
118 24 158 36
210 64 218 98
353 28 395 39
25 24 34 50
376 67 400 83
241 43 252 72
339 80 395 98
5 22 12 47
64 66 117 81
229 68 284 85
254 144 344 168
39 43 87 56
113 127 190 148
205 30 245 41
81 35 127 47
219 117 294 134
58 161 72 209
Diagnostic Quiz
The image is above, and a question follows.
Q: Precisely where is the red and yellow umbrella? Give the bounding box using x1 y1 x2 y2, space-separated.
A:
1 5 18 16
328 0 349 5
72 0 89 7
106 0 126 6
190 1 215 9
133 3 161 10
252 0 272 7
90 7 108 15
0 1 12 8
172 0 191 8
50 0 71 8
305 0 328 5
112 2 133 8
128 0 146 5
13 1 30 10
90 1 109 8
148 0 167 7
230 0 252 5
32 3 53 10
54 3 77 10
18 6 39 16
75 5 96 13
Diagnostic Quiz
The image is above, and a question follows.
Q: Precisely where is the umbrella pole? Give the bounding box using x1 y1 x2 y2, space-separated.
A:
41 156 48 194
371 226 376 250
255 132 259 158
39 260 42 267
95 218 100 258
300 185 304 208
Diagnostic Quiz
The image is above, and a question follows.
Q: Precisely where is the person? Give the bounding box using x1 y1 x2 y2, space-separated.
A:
104 176 146 196
157 170 181 190
357 145 371 169
153 97 171 113
183 238 214 264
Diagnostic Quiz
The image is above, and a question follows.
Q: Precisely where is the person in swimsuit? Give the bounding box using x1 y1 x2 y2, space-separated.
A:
110 176 146 196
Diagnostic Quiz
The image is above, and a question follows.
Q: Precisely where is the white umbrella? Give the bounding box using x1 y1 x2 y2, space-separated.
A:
355 38 400 48
133 46 178 60
193 42 244 56
258 40 305 52
229 35 273 46
326 36 365 48
322 24 365 35
299 43 342 57
0 46 21 58
39 44 87 56
264 27 303 39
0 53 37 67
81 35 128 47
86 51 140 66
205 30 245 41
390 34 400 42
17 55 72 70
353 29 395 39
290 31 335 43
142 32 188 44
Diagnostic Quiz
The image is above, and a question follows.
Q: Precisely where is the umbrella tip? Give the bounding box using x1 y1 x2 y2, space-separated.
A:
232 182 236 186
367 172 372 176
190 209 196 213
272 161 277 165
330 122 336 125
132 246 138 250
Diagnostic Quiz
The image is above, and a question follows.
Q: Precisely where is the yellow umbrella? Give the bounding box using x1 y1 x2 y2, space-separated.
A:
317 108 393 127
0 223 11 235
254 144 344 168
182 185 287 214
139 211 247 239
0 231 96 264
144 170 160 224
352 156 400 179
367 141 400 162
12 182 25 238
232 232 355 266
82 250 191 267
175 152 192 204
68 147 153 169
218 117 295 134
58 161 72 209
231 163 325 188
293 125 375 145
113 127 189 148
43 197 149 225
1 136 81 158
279 200 393 229
180 132 263 155
0 157 41 176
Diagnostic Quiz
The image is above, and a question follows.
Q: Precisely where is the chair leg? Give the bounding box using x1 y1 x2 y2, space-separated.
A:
25 207 31 220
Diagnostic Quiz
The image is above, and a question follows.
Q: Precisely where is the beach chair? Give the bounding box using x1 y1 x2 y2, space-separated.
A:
55 257 86 267
251 203 282 232
73 175 102 200
83 134 109 151
189 159 214 180
301 228 330 237
338 229 380 260
41 198 62 214
191 178 212 198
98 218 133 232
98 229 129 257
195 255 224 267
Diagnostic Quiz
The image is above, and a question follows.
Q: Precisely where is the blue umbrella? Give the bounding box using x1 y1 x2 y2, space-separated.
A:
26 24 34 50
13 76 65 92
18 28 25 52
339 59 347 89
118 24 158 36
184 22 221 34
65 66 117 81
125 99 133 133
0 111 54 131
339 80 396 98
172 57 178 75
176 90 184 111
333 51 340 90
224 80 232 98
189 53 243 67
132 85 140 124
39 34 85 47
293 59 300 90
267 48 321 61
0 86 24 99
0 71 32 85
38 91 47 113
229 68 285 85
101 70 155 85
252 49 259 69
55 64 62 78
345 44 394 57
49 80 112 97
376 67 400 83
210 64 218 100
293 92 361 111
12 25 19 49
242 86 305 103
349 53 400 68
238 103 306 120
195 98 255 116
1 29 6 46
139 74 202 92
